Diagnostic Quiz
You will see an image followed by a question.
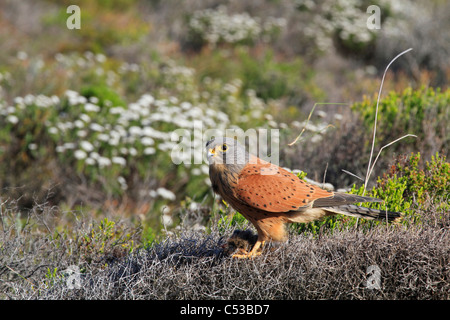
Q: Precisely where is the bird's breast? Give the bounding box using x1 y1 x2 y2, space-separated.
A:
209 164 240 199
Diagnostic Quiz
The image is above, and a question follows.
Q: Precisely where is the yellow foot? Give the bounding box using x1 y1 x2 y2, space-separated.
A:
231 240 265 259
232 250 262 259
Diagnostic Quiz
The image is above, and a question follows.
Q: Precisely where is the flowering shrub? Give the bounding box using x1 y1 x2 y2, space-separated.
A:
187 6 286 49
295 0 430 56
0 51 275 213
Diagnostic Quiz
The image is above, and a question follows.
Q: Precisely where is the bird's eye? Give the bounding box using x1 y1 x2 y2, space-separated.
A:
220 143 228 152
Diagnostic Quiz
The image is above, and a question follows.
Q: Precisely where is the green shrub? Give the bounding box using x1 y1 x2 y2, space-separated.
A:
350 152 449 224
290 152 449 235
351 86 449 155
237 49 323 103
43 1 149 54
77 217 138 264
215 200 249 233
188 47 324 109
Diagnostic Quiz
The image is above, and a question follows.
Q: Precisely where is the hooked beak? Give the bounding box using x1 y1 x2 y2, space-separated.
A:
207 147 216 160
207 146 218 163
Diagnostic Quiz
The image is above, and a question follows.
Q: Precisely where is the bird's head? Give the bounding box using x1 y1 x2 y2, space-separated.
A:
205 137 249 168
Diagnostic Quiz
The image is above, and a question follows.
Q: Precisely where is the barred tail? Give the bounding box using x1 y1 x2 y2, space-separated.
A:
325 205 403 223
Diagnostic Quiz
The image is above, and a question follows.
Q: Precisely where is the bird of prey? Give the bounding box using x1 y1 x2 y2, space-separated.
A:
206 137 402 258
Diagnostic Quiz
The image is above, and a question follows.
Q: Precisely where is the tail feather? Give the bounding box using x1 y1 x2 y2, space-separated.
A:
324 205 402 222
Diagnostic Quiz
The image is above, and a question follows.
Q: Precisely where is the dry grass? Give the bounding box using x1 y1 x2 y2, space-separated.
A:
2 203 448 300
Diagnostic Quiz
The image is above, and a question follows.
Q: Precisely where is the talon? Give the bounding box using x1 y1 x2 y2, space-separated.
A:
232 240 265 259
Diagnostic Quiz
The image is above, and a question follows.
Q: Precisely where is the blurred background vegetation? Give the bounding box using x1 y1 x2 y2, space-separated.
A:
0 0 448 248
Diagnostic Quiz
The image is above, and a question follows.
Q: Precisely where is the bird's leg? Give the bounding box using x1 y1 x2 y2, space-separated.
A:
232 240 265 259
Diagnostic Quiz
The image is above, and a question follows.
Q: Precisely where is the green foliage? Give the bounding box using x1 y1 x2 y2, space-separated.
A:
78 217 137 263
352 87 450 150
43 1 149 53
349 180 410 217
43 267 63 289
350 152 450 223
142 226 158 247
237 49 323 103
216 200 249 233
292 152 449 235
383 152 449 212
190 47 324 106
80 85 126 109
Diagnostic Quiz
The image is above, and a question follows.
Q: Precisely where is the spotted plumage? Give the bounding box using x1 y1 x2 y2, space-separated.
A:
206 137 402 258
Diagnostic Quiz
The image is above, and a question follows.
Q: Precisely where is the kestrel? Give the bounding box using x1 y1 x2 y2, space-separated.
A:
206 137 402 258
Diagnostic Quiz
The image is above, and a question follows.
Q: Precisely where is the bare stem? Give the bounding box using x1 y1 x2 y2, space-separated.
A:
363 48 413 193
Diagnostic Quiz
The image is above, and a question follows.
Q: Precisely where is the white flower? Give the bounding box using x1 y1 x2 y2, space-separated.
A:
200 165 209 175
51 95 60 105
95 53 106 63
79 114 91 123
89 123 104 132
117 176 128 190
48 127 59 135
97 133 110 141
65 90 78 99
109 107 124 114
74 150 87 160
158 141 176 151
62 121 74 130
141 137 155 146
89 96 99 104
6 115 19 124
17 51 28 60
139 108 149 117
108 137 120 146
316 110 327 118
161 214 173 227
5 106 16 113
35 95 53 108
112 157 126 166
89 152 100 160
129 102 141 112
98 157 112 168
63 142 76 149
128 147 137 156
129 126 142 136
169 96 178 104
139 94 154 107
156 187 176 201
84 103 100 112
74 120 85 128
14 97 24 105
80 141 94 152
180 101 192 110
143 147 156 155
85 157 96 165
77 96 87 104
